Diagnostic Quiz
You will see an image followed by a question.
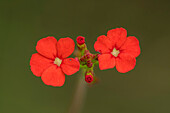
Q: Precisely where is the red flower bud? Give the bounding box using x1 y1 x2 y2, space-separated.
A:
85 75 93 83
92 54 100 60
85 53 91 59
76 36 85 45
87 60 93 68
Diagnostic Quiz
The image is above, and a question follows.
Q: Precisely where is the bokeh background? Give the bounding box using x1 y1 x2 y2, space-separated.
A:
1 0 170 113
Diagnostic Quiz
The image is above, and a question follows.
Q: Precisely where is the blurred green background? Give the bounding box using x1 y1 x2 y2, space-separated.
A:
1 0 170 113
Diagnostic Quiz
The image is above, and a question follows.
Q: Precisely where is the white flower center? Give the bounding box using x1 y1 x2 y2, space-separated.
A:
54 57 62 66
111 48 120 57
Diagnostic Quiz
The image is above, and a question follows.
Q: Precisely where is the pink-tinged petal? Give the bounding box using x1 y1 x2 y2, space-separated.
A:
94 35 112 54
107 28 127 49
120 36 140 57
41 65 65 87
57 38 75 59
30 53 53 77
36 36 57 59
116 53 136 73
98 54 115 70
61 58 80 75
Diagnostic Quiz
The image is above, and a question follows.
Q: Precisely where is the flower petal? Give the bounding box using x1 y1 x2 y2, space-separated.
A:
98 54 115 70
116 53 136 73
107 28 127 49
30 53 53 77
36 36 57 59
120 36 140 57
57 38 75 59
41 65 65 87
61 58 80 75
94 35 113 54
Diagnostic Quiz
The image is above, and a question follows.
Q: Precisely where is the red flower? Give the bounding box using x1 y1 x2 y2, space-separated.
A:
30 37 80 87
94 28 140 73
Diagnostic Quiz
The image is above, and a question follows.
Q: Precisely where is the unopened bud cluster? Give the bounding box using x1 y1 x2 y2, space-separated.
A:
76 36 98 84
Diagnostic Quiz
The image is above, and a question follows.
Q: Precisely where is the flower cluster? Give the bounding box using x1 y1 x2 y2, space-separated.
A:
30 28 140 87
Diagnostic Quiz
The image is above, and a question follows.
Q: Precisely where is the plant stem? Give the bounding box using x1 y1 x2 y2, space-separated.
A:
68 70 87 113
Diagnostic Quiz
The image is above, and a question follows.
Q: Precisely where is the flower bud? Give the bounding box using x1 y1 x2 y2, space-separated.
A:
92 54 100 60
76 36 85 45
80 56 85 62
85 75 93 83
86 60 93 68
85 53 91 59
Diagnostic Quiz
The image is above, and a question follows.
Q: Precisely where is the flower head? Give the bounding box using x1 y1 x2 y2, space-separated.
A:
30 36 80 87
94 28 140 73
